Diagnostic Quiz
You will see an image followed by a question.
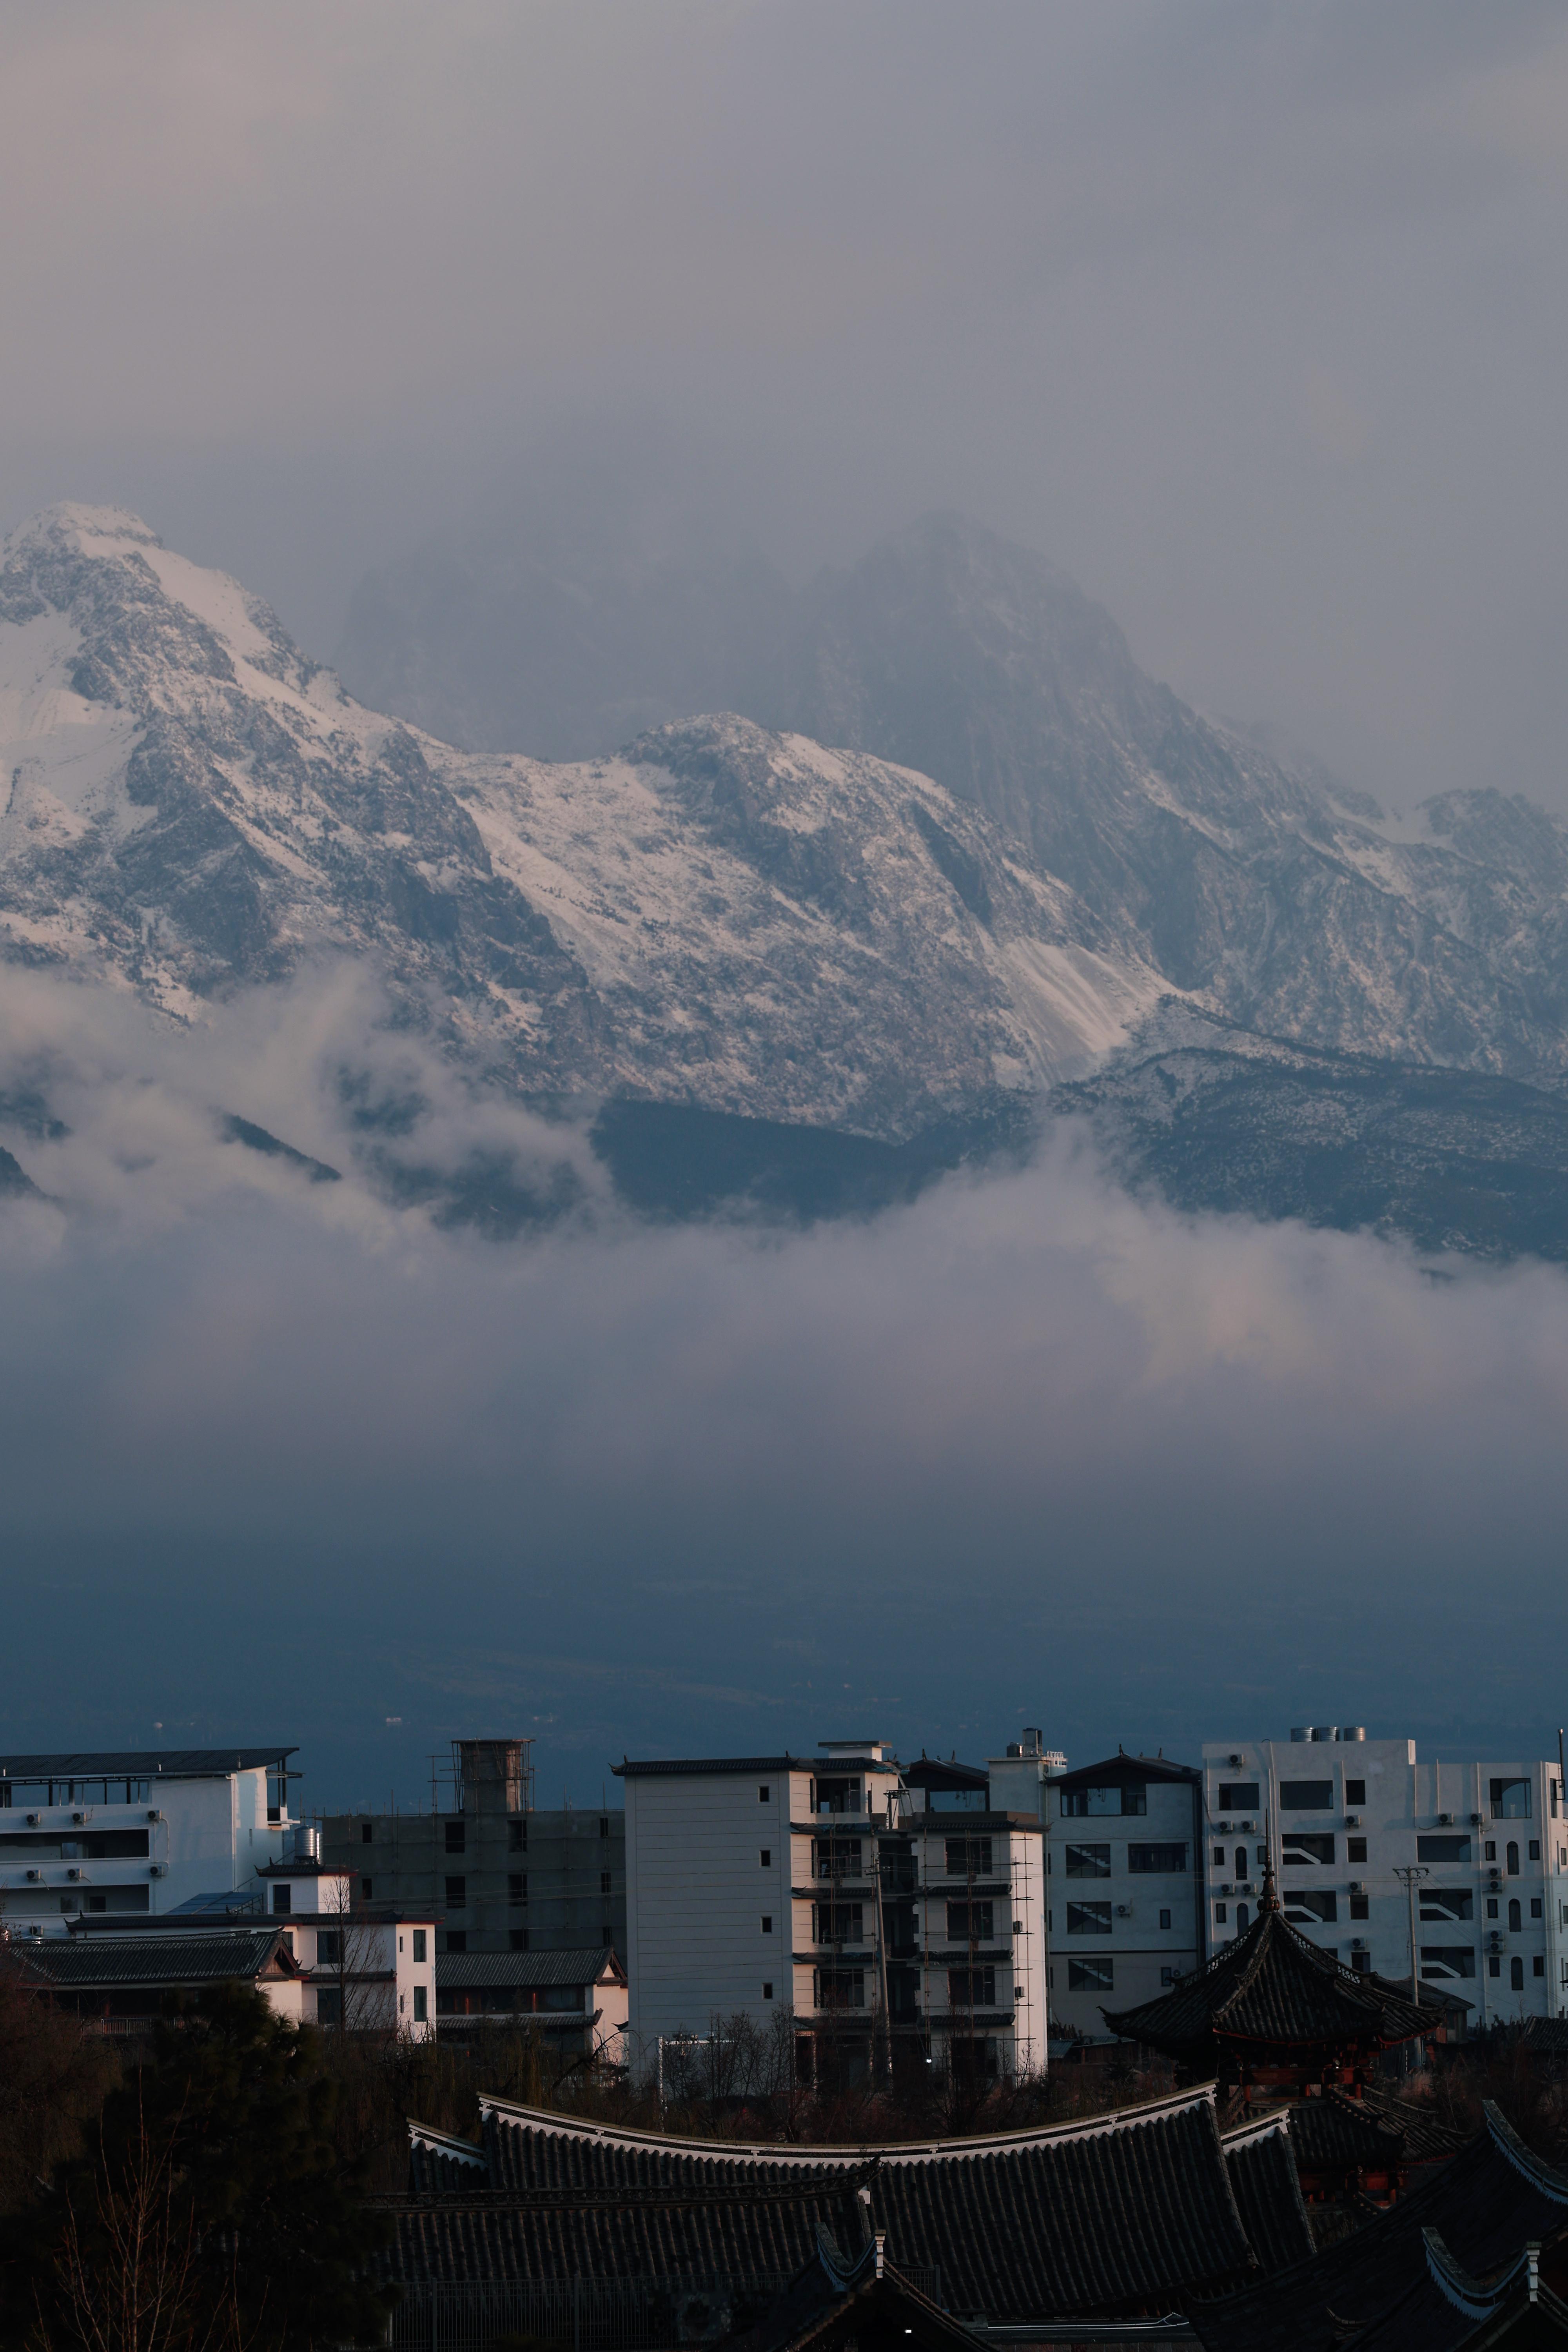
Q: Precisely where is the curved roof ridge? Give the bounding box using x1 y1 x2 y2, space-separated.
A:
1422 2225 1538 2320
475 2082 1217 2163
1218 2111 1292 2151
1483 2101 1568 2205
407 2119 487 2169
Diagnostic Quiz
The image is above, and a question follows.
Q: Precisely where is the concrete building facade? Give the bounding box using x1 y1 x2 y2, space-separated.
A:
1202 1730 1568 2024
322 1739 626 1962
1041 1753 1205 2044
616 1737 1046 2083
0 1746 300 1935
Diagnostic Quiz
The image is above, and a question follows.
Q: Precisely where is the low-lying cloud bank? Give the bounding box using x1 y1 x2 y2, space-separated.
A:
2 962 1565 1806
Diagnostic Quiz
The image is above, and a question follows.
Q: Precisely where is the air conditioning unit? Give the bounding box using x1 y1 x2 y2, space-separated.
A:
1218 1820 1232 1833
1229 1754 1244 1768
25 1868 43 1882
150 1865 167 1878
1220 1883 1234 1896
1349 1880 1365 1895
1115 1904 1132 1918
1012 1919 1024 1933
1236 1879 1256 1894
1345 1813 1361 1828
1471 1812 1485 1826
1240 1819 1257 1833
1351 1937 1368 1951
1487 1932 1505 1952
71 1811 85 1825
1437 1811 1455 1826
65 1867 81 1881
147 1809 163 1824
25 1813 41 1827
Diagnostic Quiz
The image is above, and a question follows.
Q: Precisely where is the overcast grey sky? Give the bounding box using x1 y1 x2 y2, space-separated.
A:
2 0 1565 807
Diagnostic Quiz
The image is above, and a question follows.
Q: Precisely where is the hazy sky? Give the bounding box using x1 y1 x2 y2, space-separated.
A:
4 5 1568 1809
2 1 1565 808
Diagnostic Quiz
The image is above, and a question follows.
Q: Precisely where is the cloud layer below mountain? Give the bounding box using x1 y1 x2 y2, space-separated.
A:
3 961 1566 1805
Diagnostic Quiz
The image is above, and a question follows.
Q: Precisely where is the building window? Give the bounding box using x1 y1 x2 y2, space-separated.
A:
1492 1779 1532 1820
600 1871 612 1895
1129 1844 1187 1873
509 1873 526 1902
316 1988 342 2027
1067 1956 1113 1992
813 1968 864 2010
446 1931 466 1954
317 1930 341 1964
813 1902 864 1945
944 1836 993 1876
445 1876 466 1907
361 1877 373 1902
1348 1838 1369 1864
445 1820 466 1855
1532 1897 1544 1920
599 1817 610 1838
1282 1833 1336 1866
1420 1945 1476 1980
412 1986 427 2022
1350 1894 1370 1922
1345 1779 1367 1807
761 1915 773 1933
1509 1899 1523 1932
1508 1842 1521 1876
1530 1840 1541 1862
947 1901 994 1943
510 1928 528 1952
1487 1898 1499 1919
1488 1955 1501 1978
1534 1955 1545 1977
1217 1782 1259 1811
762 1982 774 2000
412 1930 426 1962
1065 1843 1111 1878
1485 1839 1497 1861
1213 1846 1225 1869
1234 1848 1247 1878
1236 1904 1250 1931
1512 1956 1525 1991
1279 1780 1334 1811
1215 1903 1228 1924
272 1885 291 1915
1061 1785 1145 1818
1421 1887 1472 1923
948 1966 996 2007
508 1818 526 1852
1159 1908 1172 1931
1350 1953 1371 1975
1066 1902 1112 1936
360 1822 372 1845
760 1848 771 1868
759 1785 770 1802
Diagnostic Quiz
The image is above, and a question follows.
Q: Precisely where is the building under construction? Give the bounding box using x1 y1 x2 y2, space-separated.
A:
322 1739 626 1962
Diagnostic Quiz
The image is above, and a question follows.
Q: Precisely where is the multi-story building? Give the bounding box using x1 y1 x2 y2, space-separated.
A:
1041 1752 1205 2043
322 1739 626 1961
1202 1728 1568 2024
254 1848 437 2036
616 1737 1046 2083
0 1745 300 1934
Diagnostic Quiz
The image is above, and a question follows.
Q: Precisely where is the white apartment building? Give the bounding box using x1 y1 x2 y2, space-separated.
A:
1038 1752 1205 2043
1202 1729 1568 2025
617 1738 1047 2083
0 1746 301 1934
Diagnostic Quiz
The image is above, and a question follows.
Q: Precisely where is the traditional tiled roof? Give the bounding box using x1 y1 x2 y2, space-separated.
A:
1286 2094 1406 2178
393 2089 1299 2320
1103 1878 1435 2058
1523 2016 1568 2054
1191 2102 1568 2351
1220 2120 1315 2274
725 2228 985 2352
1332 2085 1466 2167
436 1947 622 1991
14 1929 294 1987
1054 1753 1201 1788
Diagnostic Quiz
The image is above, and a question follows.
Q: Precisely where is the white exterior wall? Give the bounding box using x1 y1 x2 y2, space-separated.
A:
625 1766 814 2043
263 1866 437 2038
1201 1737 1567 2023
0 1765 293 1935
1046 1777 1203 2043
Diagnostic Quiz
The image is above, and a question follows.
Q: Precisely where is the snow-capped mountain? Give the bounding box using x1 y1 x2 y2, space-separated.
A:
0 504 1165 1146
9 498 1568 1248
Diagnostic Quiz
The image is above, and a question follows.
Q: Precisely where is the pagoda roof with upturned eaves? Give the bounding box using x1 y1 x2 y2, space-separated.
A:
1103 1873 1436 2060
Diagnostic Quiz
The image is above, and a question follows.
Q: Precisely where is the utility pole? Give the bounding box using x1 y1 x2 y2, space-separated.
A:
1393 1866 1429 2001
